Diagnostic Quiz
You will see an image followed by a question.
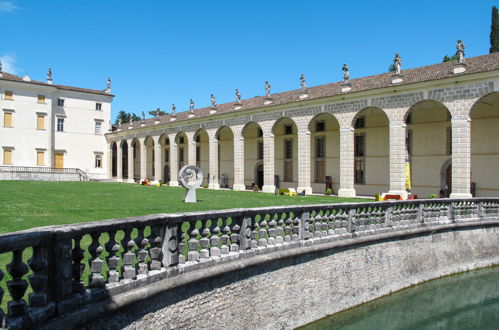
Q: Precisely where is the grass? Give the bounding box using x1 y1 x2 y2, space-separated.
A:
0 181 367 234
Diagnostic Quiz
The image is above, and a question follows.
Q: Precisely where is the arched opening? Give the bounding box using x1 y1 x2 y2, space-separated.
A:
144 136 155 179
194 129 209 185
120 140 128 179
405 100 451 198
308 113 340 194
159 134 170 183
352 107 389 196
176 132 188 170
242 122 263 190
216 126 234 188
111 142 117 178
131 138 141 181
470 92 499 197
272 117 298 190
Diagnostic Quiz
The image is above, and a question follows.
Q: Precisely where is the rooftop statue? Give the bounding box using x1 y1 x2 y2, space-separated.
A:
265 81 271 97
235 89 241 103
172 104 176 115
300 74 308 91
342 64 350 83
47 68 52 81
393 53 402 75
211 94 216 107
141 111 145 121
456 40 466 63
189 99 195 112
107 77 111 90
155 108 161 119
0 60 2 72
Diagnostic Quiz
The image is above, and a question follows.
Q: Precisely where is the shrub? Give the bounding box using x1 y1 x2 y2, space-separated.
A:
427 193 437 199
325 188 333 195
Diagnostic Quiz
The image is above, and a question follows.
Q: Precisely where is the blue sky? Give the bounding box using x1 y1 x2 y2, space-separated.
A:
1 1 497 121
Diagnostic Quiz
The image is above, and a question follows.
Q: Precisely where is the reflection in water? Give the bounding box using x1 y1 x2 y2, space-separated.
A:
300 266 499 330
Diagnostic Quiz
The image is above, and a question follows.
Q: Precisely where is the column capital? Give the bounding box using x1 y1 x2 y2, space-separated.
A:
340 126 354 132
451 116 471 123
389 122 406 128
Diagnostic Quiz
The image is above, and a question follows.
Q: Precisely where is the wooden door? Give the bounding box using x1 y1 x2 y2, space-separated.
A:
55 153 64 169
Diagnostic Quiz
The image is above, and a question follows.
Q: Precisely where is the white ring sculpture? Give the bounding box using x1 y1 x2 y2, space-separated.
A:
178 165 203 203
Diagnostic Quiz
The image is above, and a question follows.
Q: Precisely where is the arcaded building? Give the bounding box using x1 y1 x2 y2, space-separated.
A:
106 52 499 198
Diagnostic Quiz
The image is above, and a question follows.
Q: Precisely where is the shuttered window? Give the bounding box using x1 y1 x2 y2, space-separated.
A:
38 95 46 103
37 115 45 130
4 91 13 100
3 150 12 165
37 151 45 166
4 112 12 127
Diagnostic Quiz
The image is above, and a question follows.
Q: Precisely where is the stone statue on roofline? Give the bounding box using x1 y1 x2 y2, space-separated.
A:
189 99 195 112
300 74 308 92
172 103 176 115
0 60 2 72
265 81 271 98
342 64 350 84
456 40 466 63
141 111 145 122
47 68 52 81
155 108 161 119
393 53 402 75
211 94 216 107
235 89 241 103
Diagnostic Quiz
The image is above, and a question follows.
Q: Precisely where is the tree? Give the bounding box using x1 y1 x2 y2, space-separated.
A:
442 54 459 62
491 6 499 53
114 110 141 124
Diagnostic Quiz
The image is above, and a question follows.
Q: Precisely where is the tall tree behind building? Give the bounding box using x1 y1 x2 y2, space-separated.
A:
491 6 499 53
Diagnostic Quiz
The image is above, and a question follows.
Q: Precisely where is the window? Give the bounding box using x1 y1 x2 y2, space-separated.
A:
37 151 45 166
257 141 264 160
316 121 325 132
38 95 46 103
3 149 12 165
283 139 293 182
179 147 184 162
354 160 365 184
315 137 325 158
3 112 13 127
179 137 184 144
165 149 169 162
95 120 103 134
57 118 64 132
284 125 293 135
196 146 200 162
354 116 365 129
57 98 64 106
37 115 45 130
95 154 102 168
315 137 326 183
195 135 200 143
354 134 365 157
95 103 102 111
4 91 13 100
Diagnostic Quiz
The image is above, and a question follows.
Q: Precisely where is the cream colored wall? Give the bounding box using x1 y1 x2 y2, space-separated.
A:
218 127 234 186
354 109 389 196
471 101 499 197
243 124 261 188
196 131 209 185
408 102 450 198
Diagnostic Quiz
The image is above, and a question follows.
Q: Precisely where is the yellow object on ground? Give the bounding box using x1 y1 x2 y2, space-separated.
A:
279 188 297 196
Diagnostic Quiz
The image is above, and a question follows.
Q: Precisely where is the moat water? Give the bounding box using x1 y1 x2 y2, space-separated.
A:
300 265 499 330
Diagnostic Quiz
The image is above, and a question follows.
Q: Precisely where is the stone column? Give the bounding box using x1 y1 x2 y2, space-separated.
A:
262 131 275 193
116 141 123 181
107 142 114 180
168 134 179 186
127 139 134 183
153 136 162 181
139 137 147 180
388 122 408 199
186 132 196 166
207 129 219 189
232 131 245 191
297 129 312 195
450 117 472 198
338 126 356 197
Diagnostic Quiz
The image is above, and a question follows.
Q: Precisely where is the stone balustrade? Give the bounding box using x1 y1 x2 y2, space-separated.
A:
0 198 498 329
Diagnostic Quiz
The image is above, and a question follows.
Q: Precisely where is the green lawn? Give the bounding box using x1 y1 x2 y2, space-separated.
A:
0 181 368 234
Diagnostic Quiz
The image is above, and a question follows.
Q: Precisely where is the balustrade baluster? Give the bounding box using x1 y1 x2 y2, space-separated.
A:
136 227 149 275
321 212 328 237
220 219 231 254
258 216 268 247
178 231 187 264
199 222 210 260
88 233 105 288
28 245 48 307
210 221 221 257
292 214 300 241
267 214 277 245
149 226 163 269
187 226 200 262
72 236 85 293
6 249 29 318
276 216 285 244
105 231 120 283
250 217 259 248
230 222 240 252
284 215 292 243
121 229 136 280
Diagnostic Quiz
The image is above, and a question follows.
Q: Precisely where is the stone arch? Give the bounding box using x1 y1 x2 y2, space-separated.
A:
119 140 129 179
308 112 340 193
405 100 451 198
470 91 499 197
216 126 234 188
352 107 389 196
131 138 141 181
272 117 298 189
242 122 264 189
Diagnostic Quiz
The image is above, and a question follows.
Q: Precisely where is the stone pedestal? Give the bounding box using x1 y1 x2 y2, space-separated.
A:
234 103 242 111
453 63 467 74
391 74 404 84
299 91 309 99
264 97 273 105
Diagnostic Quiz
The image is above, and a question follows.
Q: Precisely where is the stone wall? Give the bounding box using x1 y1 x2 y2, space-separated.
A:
0 171 81 181
87 224 499 330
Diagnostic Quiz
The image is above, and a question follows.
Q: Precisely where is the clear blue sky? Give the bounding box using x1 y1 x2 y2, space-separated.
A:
1 0 497 122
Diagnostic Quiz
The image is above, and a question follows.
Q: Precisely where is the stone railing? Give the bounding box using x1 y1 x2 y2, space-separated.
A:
0 198 498 329
0 166 89 181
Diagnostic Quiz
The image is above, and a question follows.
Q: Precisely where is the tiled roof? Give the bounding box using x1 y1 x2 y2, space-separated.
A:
120 52 499 130
0 72 112 96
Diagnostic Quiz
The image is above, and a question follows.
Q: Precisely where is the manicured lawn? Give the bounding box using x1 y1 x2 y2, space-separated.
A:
0 181 368 234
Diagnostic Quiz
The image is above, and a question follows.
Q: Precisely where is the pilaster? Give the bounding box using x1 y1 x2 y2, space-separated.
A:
388 122 408 199
168 134 179 186
107 143 114 180
296 130 312 195
116 141 123 181
153 136 162 181
207 129 219 189
262 131 275 193
450 116 472 198
127 139 134 183
185 131 196 166
232 126 245 191
138 137 147 181
338 126 356 197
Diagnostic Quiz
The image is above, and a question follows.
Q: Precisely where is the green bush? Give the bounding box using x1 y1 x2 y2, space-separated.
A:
427 193 437 199
325 188 333 195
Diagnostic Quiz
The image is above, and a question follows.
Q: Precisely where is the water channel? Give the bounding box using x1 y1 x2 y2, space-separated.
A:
300 265 499 330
